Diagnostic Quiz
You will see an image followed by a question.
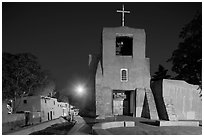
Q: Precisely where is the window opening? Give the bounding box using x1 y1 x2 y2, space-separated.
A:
23 100 27 104
121 69 128 82
116 36 133 56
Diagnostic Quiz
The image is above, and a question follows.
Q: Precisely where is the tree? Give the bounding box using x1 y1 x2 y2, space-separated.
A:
167 12 201 85
54 90 69 103
151 64 171 81
2 52 51 100
32 79 56 96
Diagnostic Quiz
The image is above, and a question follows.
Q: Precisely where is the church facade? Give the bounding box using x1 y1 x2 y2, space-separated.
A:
85 5 201 122
95 26 158 119
84 5 158 119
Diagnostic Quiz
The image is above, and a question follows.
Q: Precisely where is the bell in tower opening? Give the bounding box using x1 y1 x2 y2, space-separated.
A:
116 35 133 56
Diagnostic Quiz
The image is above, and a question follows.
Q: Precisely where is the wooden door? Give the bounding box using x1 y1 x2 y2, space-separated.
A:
113 99 123 115
123 100 129 115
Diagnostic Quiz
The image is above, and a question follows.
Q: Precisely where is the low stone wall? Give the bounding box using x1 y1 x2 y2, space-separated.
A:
92 121 135 135
93 121 135 129
2 119 25 133
159 120 200 127
2 113 25 123
5 117 67 135
2 113 25 133
2 112 42 133
92 121 135 134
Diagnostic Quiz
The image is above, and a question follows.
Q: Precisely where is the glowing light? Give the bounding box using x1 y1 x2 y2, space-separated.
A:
75 84 85 95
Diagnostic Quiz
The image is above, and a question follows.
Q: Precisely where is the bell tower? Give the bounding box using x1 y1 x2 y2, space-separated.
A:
94 5 158 119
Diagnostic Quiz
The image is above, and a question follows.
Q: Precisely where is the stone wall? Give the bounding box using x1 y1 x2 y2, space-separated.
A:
2 102 25 133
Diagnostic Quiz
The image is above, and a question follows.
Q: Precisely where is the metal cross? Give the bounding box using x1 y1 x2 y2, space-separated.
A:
117 5 130 26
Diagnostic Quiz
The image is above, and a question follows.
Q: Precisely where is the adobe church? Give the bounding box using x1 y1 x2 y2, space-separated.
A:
88 5 158 119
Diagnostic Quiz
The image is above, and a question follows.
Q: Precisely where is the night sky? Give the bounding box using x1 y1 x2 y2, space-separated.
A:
2 2 201 93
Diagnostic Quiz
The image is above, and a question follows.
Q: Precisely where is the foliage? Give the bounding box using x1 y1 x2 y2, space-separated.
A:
151 64 171 81
167 12 201 85
35 79 56 96
2 52 52 100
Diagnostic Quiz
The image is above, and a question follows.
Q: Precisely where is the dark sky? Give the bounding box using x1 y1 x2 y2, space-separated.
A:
2 2 201 91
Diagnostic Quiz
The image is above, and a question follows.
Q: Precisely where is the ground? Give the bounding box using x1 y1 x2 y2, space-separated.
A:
107 124 201 135
29 115 202 135
86 115 202 135
30 121 75 135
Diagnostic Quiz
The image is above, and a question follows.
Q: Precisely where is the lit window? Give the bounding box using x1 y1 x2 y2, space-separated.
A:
121 69 128 82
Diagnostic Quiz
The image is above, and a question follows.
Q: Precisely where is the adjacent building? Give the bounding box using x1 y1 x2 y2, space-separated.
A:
14 95 70 122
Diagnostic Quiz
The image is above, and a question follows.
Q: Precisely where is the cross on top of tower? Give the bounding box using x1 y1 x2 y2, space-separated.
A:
116 4 130 26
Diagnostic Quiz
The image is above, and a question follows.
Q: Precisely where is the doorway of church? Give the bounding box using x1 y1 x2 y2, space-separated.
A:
112 90 135 116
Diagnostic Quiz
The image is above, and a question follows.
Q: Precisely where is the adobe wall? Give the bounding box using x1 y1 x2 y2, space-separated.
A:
102 27 151 90
40 97 68 122
103 27 146 60
14 96 41 112
14 96 69 122
151 80 169 120
162 79 202 120
151 79 202 121
95 26 152 118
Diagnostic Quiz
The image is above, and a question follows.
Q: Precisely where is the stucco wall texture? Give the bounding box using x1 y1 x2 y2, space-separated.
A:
163 79 202 120
152 79 202 121
102 27 150 90
15 96 69 122
95 26 152 118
